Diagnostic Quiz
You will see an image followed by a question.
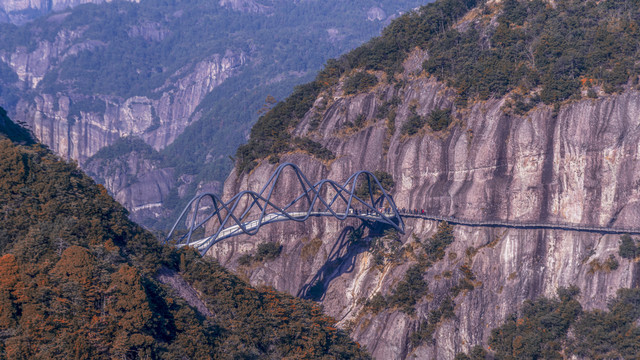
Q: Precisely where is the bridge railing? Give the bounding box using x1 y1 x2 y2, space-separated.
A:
397 210 640 234
166 163 404 254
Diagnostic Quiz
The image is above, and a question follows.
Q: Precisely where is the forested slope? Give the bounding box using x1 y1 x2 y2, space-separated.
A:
237 0 640 172
0 110 369 359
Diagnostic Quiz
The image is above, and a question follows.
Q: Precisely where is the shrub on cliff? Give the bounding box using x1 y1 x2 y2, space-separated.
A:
387 264 429 314
343 72 378 95
401 108 426 136
238 242 283 266
255 242 282 262
427 109 452 131
454 346 488 360
293 137 335 161
488 286 582 359
619 234 638 259
355 170 395 199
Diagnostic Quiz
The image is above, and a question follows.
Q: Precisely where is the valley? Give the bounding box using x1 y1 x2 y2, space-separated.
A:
2 0 640 358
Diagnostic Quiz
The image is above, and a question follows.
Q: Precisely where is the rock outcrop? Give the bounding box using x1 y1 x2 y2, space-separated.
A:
208 51 640 358
84 149 175 225
6 47 247 162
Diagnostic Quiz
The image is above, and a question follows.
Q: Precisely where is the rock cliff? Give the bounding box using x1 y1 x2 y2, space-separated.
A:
207 49 640 358
84 147 175 226
7 48 247 162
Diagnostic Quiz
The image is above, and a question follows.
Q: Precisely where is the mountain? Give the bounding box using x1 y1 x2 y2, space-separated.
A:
187 0 640 358
0 108 369 359
0 0 427 229
0 0 304 25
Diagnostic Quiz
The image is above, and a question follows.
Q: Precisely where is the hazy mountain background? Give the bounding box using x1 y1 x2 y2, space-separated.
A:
0 0 429 229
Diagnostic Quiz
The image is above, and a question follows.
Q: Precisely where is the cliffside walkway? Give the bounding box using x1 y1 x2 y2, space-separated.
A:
166 163 640 255
398 211 640 236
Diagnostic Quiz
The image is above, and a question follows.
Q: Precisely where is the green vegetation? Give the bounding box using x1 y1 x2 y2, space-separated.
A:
239 242 283 266
366 222 455 315
364 222 474 349
343 72 379 95
427 109 453 131
0 107 33 145
89 136 162 162
588 254 619 274
488 286 582 359
294 137 336 161
470 287 640 359
355 170 395 199
401 105 427 136
454 346 488 360
368 229 402 268
68 97 107 119
0 120 369 358
410 296 456 346
424 0 640 105
376 95 401 120
619 234 639 259
343 0 484 76
387 264 429 314
570 288 640 359
235 81 328 172
423 222 456 262
401 106 453 136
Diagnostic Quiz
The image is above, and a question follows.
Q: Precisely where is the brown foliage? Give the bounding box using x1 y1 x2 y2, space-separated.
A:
0 130 369 359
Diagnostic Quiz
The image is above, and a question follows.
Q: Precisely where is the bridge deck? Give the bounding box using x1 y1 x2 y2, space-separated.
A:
400 213 640 235
183 210 640 251
183 211 397 250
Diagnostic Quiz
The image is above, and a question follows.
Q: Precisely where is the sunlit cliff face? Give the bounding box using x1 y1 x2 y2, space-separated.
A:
209 45 640 357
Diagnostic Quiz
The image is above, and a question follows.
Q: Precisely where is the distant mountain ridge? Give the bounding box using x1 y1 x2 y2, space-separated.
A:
0 0 288 24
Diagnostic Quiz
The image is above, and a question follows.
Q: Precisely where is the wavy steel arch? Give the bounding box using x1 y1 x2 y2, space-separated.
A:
165 163 404 255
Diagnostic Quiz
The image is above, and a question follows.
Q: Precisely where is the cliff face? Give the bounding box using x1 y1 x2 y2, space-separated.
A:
210 52 640 358
5 44 247 162
84 151 176 225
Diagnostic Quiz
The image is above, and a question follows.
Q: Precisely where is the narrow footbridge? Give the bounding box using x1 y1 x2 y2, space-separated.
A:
166 163 640 255
165 163 404 254
399 212 640 236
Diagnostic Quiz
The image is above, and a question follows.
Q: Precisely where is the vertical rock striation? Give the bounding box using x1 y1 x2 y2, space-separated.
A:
6 48 247 162
210 62 640 358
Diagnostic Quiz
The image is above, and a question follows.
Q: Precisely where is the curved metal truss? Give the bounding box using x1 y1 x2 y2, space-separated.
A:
165 162 404 254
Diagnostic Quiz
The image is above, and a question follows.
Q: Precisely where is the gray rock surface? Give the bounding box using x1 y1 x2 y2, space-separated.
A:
207 52 640 358
84 149 176 223
4 45 246 162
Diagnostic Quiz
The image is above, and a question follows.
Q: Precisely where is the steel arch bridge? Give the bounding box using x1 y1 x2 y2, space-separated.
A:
165 163 404 254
